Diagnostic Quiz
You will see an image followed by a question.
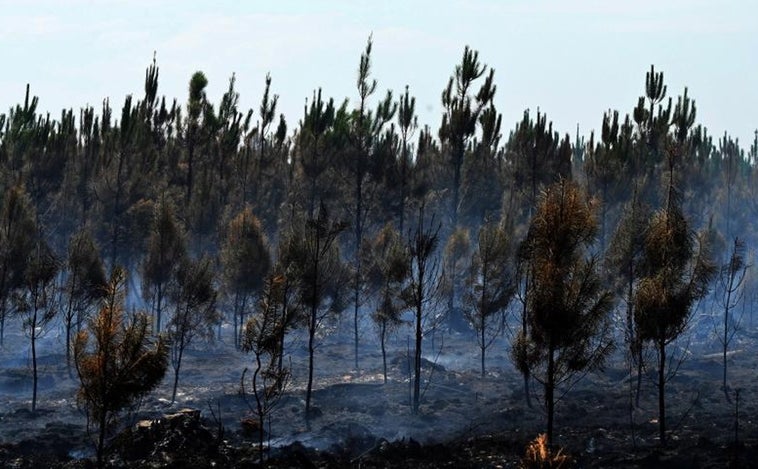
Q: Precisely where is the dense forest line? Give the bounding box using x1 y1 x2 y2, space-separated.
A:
1 37 757 458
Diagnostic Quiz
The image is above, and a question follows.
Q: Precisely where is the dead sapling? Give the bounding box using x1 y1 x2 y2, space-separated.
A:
241 274 291 465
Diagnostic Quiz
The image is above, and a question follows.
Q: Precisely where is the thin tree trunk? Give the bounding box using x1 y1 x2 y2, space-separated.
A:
156 283 163 333
480 319 486 377
277 287 291 375
253 353 265 465
413 302 422 414
97 406 107 468
354 167 364 371
546 342 555 446
171 345 184 404
521 274 532 408
305 305 317 418
658 339 667 446
31 320 38 413
399 138 407 234
381 322 388 383
452 147 462 227
723 262 735 402
65 291 76 373
635 351 643 408
353 288 359 370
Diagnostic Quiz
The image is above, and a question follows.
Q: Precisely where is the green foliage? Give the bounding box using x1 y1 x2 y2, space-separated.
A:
439 46 498 225
506 110 572 227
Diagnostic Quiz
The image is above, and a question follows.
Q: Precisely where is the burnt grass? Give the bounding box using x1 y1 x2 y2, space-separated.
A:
1 321 758 468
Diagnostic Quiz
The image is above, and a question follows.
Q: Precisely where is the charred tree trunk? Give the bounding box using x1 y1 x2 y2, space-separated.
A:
658 337 667 446
380 321 388 383
97 408 107 468
413 299 422 414
451 144 463 227
521 274 532 408
305 303 317 419
171 323 188 404
546 342 556 446
171 353 183 404
31 314 38 413
252 354 265 465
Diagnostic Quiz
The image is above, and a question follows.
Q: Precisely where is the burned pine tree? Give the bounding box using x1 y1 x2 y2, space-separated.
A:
441 227 471 332
241 274 291 465
606 185 651 407
220 206 271 348
338 36 398 371
141 197 186 333
401 207 441 414
715 237 748 402
463 219 517 377
634 202 714 445
16 236 59 413
281 202 347 419
367 223 410 383
505 109 573 408
74 267 168 468
167 256 219 404
514 179 614 445
634 81 716 446
62 229 108 373
0 184 37 346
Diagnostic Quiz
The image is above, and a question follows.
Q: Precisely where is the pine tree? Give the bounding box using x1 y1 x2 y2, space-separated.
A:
715 237 748 402
168 256 219 403
241 274 291 464
441 226 471 331
16 237 59 413
367 223 410 383
396 85 418 234
220 206 271 348
634 201 714 445
141 197 186 333
345 36 397 370
0 185 37 346
62 229 108 372
402 207 441 414
439 46 496 227
281 203 347 418
464 220 517 376
516 179 614 445
74 267 168 467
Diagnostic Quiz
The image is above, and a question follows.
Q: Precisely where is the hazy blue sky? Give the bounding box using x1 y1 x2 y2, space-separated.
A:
1 0 756 147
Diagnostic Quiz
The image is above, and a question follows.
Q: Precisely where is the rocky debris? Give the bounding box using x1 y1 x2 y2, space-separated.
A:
109 408 227 467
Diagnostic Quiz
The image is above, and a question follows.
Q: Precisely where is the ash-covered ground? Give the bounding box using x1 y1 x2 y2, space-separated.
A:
1 312 758 467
